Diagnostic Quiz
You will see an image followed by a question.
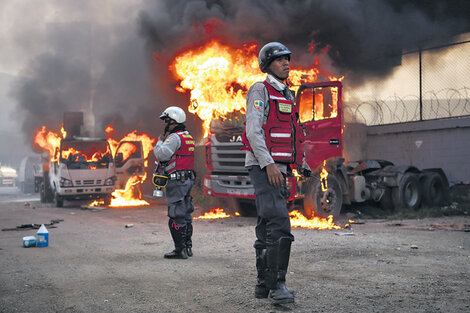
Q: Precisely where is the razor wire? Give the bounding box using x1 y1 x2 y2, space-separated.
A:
344 37 470 125
346 87 470 125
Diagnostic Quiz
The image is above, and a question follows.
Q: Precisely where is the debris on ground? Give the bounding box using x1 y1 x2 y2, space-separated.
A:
335 232 355 236
1 219 64 231
81 205 108 210
387 223 404 227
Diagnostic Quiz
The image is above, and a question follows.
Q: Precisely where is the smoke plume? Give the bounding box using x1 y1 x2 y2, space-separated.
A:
7 0 470 152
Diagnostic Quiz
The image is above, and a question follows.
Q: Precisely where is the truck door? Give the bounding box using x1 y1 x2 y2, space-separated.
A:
296 81 342 171
114 141 145 189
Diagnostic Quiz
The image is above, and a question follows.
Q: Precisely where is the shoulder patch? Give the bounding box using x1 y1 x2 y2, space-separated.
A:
254 100 264 110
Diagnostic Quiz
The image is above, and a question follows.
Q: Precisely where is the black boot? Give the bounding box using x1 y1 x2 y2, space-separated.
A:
186 222 193 257
266 237 294 304
255 248 269 298
164 220 188 259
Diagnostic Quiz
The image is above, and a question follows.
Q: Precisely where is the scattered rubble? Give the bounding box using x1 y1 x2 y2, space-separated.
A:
1 219 63 231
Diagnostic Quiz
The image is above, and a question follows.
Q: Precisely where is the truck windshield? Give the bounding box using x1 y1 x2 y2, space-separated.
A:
60 140 112 169
210 111 245 135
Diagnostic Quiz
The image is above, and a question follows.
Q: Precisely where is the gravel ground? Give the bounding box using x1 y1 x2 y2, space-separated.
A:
0 190 469 313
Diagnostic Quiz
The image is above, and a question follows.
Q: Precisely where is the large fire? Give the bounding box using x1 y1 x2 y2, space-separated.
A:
100 125 156 207
34 125 66 162
289 210 342 230
34 125 156 208
99 173 149 207
105 125 155 167
195 207 233 219
170 40 332 137
195 207 342 229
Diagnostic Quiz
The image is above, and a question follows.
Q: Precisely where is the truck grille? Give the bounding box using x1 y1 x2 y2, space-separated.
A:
210 135 247 174
75 179 102 186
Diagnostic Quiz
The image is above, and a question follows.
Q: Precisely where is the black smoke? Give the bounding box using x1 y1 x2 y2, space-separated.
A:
139 0 469 84
10 0 470 148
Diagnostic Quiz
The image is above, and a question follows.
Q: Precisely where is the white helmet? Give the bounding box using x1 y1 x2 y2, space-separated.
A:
159 106 186 123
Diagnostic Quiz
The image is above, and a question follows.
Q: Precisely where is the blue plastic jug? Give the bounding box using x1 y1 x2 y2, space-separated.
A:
36 224 49 247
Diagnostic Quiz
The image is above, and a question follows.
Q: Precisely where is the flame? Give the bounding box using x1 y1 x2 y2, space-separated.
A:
289 210 342 230
291 169 301 180
298 85 339 123
103 127 157 207
170 40 325 137
195 207 232 219
34 126 62 162
60 124 67 139
320 160 328 192
106 128 156 167
109 174 149 207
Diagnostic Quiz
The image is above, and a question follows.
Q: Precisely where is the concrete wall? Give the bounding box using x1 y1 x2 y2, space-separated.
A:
365 116 470 184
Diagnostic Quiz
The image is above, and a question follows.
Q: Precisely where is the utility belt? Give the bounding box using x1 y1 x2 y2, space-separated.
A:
168 170 196 182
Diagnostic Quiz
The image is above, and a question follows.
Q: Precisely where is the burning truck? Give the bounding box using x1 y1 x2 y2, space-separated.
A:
170 41 450 219
34 112 155 207
203 80 450 218
34 113 116 207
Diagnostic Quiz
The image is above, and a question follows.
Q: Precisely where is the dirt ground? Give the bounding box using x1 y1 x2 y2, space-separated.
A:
0 189 469 313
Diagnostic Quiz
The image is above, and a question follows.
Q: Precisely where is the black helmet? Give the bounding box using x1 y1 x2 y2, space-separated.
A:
258 42 291 73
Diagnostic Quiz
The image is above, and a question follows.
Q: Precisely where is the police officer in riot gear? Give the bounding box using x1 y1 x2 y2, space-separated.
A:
243 42 304 304
154 106 196 259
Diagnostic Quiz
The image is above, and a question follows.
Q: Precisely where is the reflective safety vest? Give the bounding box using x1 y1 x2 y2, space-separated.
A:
242 81 304 164
164 131 195 173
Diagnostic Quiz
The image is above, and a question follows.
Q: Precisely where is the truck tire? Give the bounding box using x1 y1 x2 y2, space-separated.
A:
39 182 46 203
392 173 422 210
303 175 343 220
235 198 257 217
102 195 112 206
421 172 445 207
55 193 64 208
379 187 394 212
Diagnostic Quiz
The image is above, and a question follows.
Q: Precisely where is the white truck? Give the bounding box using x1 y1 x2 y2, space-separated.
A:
42 137 116 207
0 164 17 187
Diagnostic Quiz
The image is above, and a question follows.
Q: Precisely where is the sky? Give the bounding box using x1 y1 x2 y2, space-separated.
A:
0 0 469 168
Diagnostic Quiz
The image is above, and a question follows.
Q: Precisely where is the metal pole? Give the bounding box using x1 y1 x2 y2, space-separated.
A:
419 47 423 121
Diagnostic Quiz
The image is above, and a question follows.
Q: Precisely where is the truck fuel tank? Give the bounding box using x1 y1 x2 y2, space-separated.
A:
350 175 370 202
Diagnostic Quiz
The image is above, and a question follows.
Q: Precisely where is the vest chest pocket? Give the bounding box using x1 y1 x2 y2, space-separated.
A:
274 99 293 122
278 102 292 113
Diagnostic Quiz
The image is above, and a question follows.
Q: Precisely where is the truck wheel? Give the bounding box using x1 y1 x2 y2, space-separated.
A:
304 175 343 220
235 199 257 217
102 195 112 206
379 187 394 212
392 173 422 210
55 193 64 208
421 172 445 207
39 182 46 203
